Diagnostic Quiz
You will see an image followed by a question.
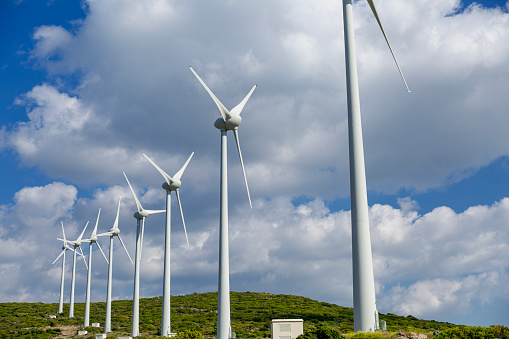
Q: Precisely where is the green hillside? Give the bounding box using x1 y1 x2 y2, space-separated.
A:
0 291 501 338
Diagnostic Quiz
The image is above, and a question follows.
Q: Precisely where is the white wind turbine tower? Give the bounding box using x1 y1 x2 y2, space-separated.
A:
190 66 255 339
52 221 76 314
81 209 109 327
124 172 165 338
58 221 89 318
143 152 193 337
342 0 410 332
96 197 134 334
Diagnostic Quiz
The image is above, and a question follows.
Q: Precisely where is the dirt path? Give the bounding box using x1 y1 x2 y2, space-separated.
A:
49 325 80 338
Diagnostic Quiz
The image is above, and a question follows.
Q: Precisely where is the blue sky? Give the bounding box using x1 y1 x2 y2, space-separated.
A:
1 0 508 330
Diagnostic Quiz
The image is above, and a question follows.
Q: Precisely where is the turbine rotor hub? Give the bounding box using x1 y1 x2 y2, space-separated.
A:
214 115 241 130
109 228 120 235
134 211 148 219
162 180 181 191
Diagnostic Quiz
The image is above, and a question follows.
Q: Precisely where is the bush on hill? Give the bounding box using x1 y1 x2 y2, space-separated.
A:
298 323 343 339
433 325 509 339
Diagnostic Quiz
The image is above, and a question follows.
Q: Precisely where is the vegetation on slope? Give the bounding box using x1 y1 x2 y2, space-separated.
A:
0 291 504 338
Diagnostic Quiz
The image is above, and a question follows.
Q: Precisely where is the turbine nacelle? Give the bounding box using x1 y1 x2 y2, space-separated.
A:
83 208 101 245
124 172 165 222
162 180 181 191
143 152 193 248
133 211 150 219
214 116 242 130
190 67 254 208
96 196 134 267
107 227 120 236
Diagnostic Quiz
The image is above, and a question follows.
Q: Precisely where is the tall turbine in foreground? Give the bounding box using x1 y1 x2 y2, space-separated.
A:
124 172 165 338
58 222 89 318
52 222 75 314
97 197 134 334
82 209 109 327
342 0 410 332
190 66 255 339
143 152 194 337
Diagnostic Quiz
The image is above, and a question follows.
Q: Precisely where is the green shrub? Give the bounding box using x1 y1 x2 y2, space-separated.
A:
176 329 205 339
298 323 342 339
434 325 509 339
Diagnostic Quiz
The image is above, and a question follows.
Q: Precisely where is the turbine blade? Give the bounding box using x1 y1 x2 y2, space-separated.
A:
173 152 194 181
117 234 134 265
96 231 113 237
143 153 174 185
230 85 257 116
367 0 411 92
53 250 65 264
123 172 144 213
80 247 88 270
145 209 166 216
92 208 101 236
61 221 67 242
189 66 231 120
233 129 252 208
77 221 89 242
95 242 109 264
175 190 190 247
113 196 121 230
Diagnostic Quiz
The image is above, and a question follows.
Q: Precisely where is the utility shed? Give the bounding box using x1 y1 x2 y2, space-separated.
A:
271 319 304 339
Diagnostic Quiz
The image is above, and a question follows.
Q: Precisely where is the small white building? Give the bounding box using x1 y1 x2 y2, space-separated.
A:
271 319 304 339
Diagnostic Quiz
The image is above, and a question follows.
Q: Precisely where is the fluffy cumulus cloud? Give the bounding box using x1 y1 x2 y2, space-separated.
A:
1 180 508 325
1 0 509 327
0 182 78 302
384 272 506 320
369 198 509 319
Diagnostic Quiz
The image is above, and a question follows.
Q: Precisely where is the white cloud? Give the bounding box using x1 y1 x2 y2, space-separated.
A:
31 25 73 59
1 178 508 324
383 271 508 318
4 0 506 199
13 182 77 226
0 182 79 302
9 84 96 165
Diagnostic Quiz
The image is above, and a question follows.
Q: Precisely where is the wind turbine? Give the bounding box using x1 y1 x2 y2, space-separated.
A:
52 221 76 314
58 221 89 318
143 152 193 337
123 172 165 337
342 0 409 332
96 197 134 334
81 209 109 327
190 66 255 339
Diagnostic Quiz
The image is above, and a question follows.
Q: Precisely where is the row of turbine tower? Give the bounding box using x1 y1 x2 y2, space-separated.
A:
54 0 410 333
53 67 254 337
